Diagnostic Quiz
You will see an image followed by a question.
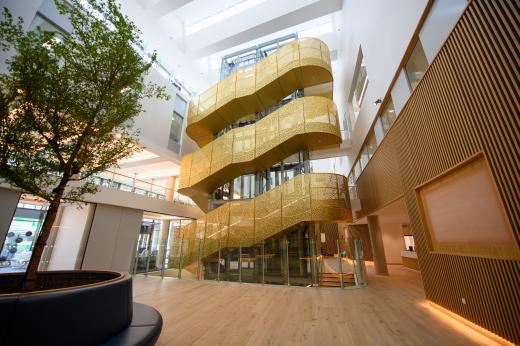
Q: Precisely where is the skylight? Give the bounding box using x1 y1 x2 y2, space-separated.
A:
186 0 267 35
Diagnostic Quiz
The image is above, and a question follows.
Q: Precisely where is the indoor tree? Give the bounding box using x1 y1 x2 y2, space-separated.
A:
0 0 168 291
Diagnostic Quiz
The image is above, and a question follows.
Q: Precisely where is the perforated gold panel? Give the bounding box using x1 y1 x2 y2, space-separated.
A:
277 41 300 76
178 154 192 190
188 144 212 186
178 96 341 211
216 73 237 110
254 111 280 159
209 133 233 175
278 97 305 145
186 38 333 146
236 66 256 98
232 126 255 164
254 186 282 243
180 173 351 267
255 52 278 92
281 174 311 230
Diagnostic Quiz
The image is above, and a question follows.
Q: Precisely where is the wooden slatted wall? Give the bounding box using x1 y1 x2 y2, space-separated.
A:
355 130 404 219
355 0 520 343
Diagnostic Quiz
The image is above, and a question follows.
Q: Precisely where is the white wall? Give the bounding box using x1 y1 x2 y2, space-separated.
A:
81 204 143 273
337 0 428 172
48 203 94 270
380 223 405 264
133 68 189 162
0 0 189 165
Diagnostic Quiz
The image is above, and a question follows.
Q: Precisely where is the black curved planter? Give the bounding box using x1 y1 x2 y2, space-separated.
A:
0 271 135 346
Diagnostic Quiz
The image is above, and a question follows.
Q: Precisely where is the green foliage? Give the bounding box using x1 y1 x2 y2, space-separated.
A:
0 0 169 202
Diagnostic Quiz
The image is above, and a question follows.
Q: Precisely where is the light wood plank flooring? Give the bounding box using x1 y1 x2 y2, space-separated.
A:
133 264 499 346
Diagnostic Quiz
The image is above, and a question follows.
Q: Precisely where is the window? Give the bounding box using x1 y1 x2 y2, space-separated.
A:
28 13 68 37
366 130 377 159
349 49 369 124
359 146 369 170
168 95 187 153
379 98 397 135
169 113 183 143
354 160 362 179
405 39 429 91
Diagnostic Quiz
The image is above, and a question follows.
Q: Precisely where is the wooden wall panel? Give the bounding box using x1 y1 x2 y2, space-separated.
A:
355 0 520 343
347 224 373 261
318 223 339 255
355 130 404 219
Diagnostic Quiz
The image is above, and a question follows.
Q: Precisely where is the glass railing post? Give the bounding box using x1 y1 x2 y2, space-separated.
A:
337 239 344 289
197 239 202 280
262 240 265 285
130 237 139 275
309 225 318 286
144 251 151 277
238 240 242 283
217 238 221 282
285 237 290 286
160 243 168 278
354 239 366 287
178 238 184 279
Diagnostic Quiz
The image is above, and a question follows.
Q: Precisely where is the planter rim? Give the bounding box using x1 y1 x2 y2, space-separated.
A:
0 270 127 296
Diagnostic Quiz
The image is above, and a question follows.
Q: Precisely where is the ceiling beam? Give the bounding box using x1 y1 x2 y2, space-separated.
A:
186 0 342 59
150 0 193 18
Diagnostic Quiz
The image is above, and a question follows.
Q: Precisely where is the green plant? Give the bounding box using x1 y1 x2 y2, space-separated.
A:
0 0 168 291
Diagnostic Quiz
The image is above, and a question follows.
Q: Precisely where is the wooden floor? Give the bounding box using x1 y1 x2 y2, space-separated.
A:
133 263 499 346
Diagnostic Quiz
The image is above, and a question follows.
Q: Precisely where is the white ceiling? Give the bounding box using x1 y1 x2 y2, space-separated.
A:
114 0 345 182
117 0 344 93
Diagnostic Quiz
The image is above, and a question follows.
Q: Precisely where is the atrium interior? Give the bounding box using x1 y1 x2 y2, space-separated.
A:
0 0 518 345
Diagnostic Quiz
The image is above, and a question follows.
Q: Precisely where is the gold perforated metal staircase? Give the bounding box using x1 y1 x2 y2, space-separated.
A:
177 38 352 270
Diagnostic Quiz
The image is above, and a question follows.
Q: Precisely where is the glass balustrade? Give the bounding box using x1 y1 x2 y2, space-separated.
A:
90 171 195 206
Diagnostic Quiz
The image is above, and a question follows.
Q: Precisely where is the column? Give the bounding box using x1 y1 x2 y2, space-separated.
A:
367 215 388 275
157 176 176 266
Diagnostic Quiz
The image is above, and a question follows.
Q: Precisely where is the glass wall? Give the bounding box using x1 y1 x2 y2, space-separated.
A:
0 200 48 274
131 215 193 277
130 217 364 289
203 224 316 286
211 150 309 209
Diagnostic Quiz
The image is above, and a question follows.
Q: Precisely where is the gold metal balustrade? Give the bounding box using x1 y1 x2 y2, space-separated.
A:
187 38 333 146
176 173 352 267
178 96 342 212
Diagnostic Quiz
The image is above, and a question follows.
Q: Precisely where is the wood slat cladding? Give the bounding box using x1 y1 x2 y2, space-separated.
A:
354 0 520 343
355 130 404 219
318 223 340 255
347 224 373 261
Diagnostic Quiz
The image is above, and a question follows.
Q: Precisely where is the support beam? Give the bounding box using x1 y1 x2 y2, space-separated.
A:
367 215 389 275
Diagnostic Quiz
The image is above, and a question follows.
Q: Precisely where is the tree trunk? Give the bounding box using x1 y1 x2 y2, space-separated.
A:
20 186 66 292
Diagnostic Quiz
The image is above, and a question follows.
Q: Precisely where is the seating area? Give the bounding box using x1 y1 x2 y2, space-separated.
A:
0 271 162 346
103 303 163 346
